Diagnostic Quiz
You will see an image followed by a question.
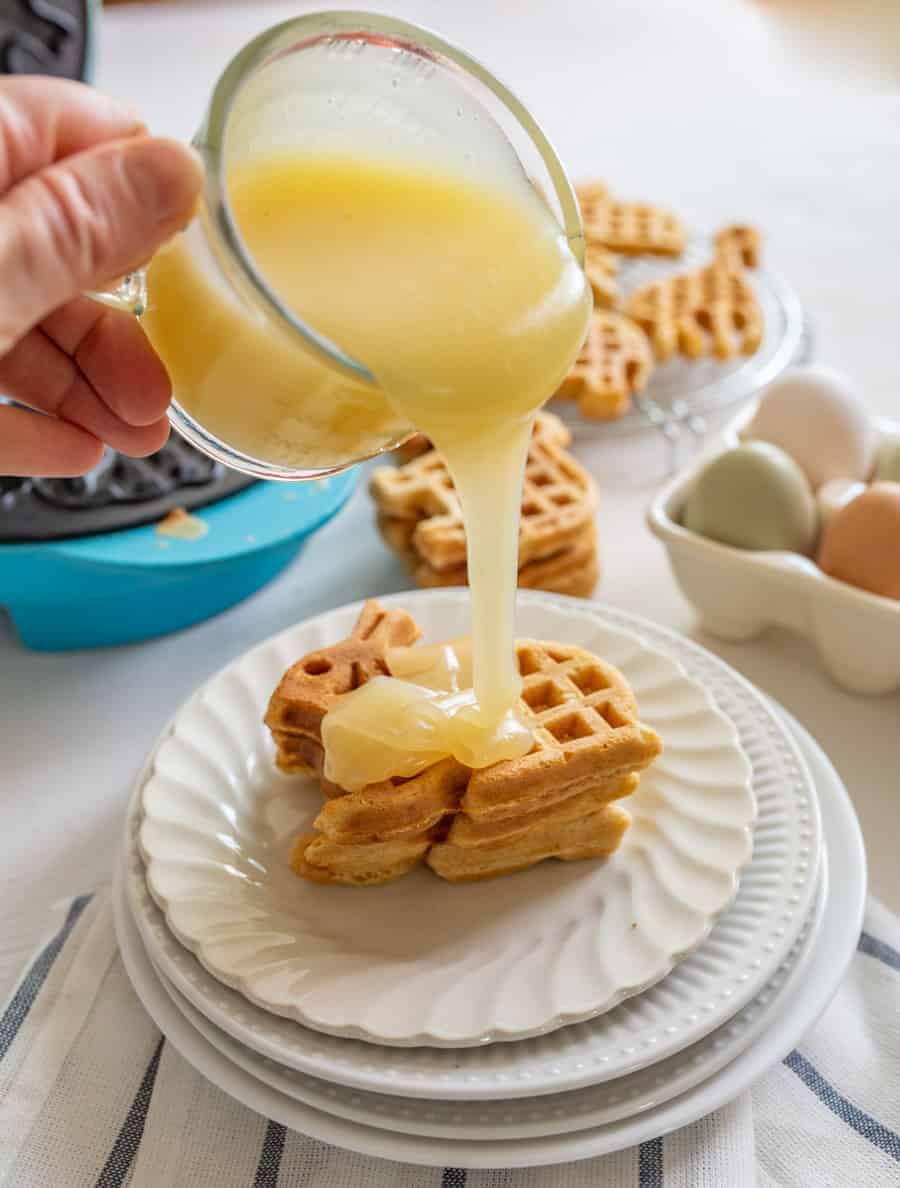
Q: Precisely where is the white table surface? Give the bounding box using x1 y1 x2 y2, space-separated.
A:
2 0 899 999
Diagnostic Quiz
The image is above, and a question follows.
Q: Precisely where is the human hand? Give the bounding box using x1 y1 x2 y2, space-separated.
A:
0 77 202 477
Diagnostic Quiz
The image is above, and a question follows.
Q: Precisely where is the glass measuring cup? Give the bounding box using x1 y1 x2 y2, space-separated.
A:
103 11 586 480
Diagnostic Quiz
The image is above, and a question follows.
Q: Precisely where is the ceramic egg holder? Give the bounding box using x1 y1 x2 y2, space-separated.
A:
648 373 900 695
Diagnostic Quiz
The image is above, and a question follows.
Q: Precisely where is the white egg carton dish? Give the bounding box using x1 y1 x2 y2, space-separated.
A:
648 400 900 696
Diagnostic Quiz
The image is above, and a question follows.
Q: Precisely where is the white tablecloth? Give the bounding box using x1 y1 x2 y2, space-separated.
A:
1 890 898 1186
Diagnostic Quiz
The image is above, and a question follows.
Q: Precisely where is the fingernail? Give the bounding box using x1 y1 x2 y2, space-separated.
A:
123 137 204 223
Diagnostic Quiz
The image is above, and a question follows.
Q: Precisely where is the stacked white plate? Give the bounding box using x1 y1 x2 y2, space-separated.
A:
114 590 866 1169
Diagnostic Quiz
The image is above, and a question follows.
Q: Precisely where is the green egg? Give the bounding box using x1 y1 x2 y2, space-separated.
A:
682 442 818 553
875 436 900 483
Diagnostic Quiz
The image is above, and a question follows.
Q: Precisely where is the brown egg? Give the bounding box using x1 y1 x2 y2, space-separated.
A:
817 482 900 600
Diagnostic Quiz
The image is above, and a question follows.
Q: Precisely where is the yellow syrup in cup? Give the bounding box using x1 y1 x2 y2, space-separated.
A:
144 152 591 772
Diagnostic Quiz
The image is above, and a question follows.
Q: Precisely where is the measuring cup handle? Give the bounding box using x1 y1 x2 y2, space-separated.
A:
88 269 148 317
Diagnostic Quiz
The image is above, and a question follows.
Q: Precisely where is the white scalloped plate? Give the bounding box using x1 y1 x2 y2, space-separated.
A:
138 593 758 1047
134 595 820 1080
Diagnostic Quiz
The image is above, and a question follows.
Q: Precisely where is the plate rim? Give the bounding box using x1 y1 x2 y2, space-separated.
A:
150 855 826 1141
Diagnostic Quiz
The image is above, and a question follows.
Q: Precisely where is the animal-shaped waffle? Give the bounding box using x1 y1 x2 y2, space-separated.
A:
625 256 763 361
577 181 686 258
554 311 654 419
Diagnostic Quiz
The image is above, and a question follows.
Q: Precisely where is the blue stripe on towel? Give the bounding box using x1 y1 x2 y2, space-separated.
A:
784 1050 900 1162
0 892 93 1063
254 1121 287 1188
95 1036 164 1188
441 1171 468 1188
639 1137 664 1187
858 931 900 971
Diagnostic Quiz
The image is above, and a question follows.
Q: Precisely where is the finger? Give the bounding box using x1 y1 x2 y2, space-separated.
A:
48 399 171 458
0 76 142 190
0 135 202 353
0 403 103 477
43 296 172 426
0 297 172 429
0 323 171 455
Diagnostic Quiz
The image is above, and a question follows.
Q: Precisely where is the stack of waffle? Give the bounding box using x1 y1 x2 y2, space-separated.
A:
370 412 600 598
265 601 662 885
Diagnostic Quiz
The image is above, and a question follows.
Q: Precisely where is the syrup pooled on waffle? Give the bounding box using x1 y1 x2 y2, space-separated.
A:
265 602 421 778
266 602 662 885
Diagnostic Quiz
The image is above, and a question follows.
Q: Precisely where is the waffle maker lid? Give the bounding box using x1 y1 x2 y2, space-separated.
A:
0 438 257 543
1 0 93 82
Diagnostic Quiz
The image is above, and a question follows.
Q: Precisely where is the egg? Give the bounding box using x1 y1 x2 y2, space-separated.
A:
817 482 900 600
682 442 818 553
874 434 900 483
747 365 876 488
817 479 868 526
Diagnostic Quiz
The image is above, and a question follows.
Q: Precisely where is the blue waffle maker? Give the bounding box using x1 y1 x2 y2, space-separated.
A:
0 462 356 651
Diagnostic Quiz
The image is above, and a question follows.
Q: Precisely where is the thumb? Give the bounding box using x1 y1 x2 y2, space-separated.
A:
0 136 202 354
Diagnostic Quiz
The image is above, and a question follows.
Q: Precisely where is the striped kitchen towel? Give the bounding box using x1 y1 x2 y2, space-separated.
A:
0 890 897 1187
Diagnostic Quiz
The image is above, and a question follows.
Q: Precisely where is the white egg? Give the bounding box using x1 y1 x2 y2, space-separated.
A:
748 365 876 488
